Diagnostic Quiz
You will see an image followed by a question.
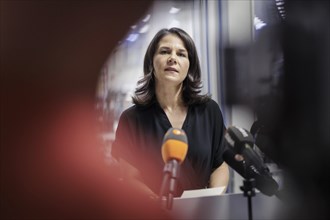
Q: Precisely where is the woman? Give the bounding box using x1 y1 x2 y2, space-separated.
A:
112 27 229 199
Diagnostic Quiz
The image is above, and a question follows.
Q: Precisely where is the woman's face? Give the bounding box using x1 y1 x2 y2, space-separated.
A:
153 34 190 87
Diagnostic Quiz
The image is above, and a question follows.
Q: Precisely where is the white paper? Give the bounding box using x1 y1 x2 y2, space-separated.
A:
180 186 226 199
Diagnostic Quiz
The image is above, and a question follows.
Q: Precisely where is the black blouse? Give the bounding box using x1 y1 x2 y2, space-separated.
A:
112 99 226 196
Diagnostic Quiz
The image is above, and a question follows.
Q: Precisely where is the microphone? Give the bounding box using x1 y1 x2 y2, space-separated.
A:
159 128 188 210
250 120 281 165
223 126 279 196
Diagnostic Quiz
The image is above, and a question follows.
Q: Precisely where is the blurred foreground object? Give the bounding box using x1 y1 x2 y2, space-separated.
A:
224 0 329 218
1 1 171 219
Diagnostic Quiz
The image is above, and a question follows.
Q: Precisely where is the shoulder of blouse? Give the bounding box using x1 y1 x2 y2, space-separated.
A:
206 99 222 111
190 98 218 109
121 104 136 116
120 102 157 119
204 99 224 120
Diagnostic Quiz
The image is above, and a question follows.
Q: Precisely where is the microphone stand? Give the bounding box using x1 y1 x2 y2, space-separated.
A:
167 160 179 210
159 160 179 210
159 162 172 201
240 178 256 220
240 161 256 220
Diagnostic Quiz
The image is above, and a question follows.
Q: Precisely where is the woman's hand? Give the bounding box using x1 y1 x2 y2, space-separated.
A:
209 162 229 193
117 158 159 201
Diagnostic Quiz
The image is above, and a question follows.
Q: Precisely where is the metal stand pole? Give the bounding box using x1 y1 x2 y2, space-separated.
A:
240 178 256 220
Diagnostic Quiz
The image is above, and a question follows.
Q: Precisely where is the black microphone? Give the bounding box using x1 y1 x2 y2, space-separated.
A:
223 126 279 196
250 120 281 165
159 128 188 210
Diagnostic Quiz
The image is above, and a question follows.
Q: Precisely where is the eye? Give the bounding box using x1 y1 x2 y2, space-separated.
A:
159 50 169 55
178 53 187 57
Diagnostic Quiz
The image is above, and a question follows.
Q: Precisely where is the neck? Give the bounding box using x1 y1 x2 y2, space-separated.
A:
155 83 185 110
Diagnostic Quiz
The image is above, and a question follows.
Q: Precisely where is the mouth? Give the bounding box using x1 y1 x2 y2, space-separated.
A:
164 67 178 73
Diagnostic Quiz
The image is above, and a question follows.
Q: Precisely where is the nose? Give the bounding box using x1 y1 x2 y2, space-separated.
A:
167 54 177 64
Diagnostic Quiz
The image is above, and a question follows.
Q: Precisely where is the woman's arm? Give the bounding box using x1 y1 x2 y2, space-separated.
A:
209 162 229 193
118 158 159 200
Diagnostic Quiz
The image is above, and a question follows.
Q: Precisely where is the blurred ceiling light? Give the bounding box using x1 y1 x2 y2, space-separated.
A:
169 7 181 14
275 0 286 20
254 16 267 30
139 24 150 33
142 14 151 22
126 33 139 42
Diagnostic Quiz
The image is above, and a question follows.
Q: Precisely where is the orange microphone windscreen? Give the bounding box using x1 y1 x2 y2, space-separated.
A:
161 128 188 164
